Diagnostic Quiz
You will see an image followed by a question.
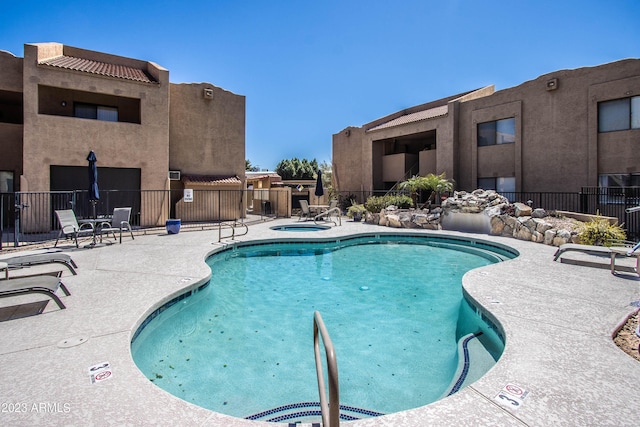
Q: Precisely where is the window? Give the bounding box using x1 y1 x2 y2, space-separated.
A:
0 171 14 192
598 96 640 132
599 173 640 188
477 118 515 146
74 103 118 122
478 177 516 193
598 173 640 205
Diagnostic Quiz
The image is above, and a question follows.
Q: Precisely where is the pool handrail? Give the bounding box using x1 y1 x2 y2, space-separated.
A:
314 310 340 427
314 207 342 226
217 220 248 242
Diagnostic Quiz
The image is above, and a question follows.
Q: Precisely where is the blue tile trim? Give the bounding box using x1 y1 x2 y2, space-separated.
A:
447 332 484 396
130 280 210 343
245 401 384 422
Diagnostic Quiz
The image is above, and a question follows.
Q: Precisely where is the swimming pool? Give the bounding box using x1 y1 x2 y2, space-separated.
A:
131 234 516 422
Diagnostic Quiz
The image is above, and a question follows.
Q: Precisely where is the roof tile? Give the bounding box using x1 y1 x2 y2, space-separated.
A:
181 175 241 185
367 105 448 132
39 55 156 83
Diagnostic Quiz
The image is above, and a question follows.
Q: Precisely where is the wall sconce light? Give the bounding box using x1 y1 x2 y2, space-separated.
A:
61 101 67 107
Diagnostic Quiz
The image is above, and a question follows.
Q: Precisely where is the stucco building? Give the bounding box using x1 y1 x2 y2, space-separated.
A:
333 58 640 195
0 42 245 227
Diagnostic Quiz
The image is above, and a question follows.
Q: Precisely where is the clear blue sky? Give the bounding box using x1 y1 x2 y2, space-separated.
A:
2 0 639 170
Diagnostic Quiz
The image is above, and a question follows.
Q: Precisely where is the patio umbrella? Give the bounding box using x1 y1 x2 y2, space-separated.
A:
314 169 324 197
87 150 99 218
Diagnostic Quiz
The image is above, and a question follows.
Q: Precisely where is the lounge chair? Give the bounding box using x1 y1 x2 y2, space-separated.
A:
99 207 134 244
299 200 311 221
553 242 640 276
0 275 70 310
1 253 77 275
54 209 94 248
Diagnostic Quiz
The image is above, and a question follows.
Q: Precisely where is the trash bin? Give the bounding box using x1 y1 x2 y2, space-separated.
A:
261 201 272 215
166 219 181 234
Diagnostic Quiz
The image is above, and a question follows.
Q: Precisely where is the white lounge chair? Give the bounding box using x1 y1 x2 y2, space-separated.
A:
0 275 70 310
54 209 94 248
1 253 77 275
99 207 134 244
553 242 640 276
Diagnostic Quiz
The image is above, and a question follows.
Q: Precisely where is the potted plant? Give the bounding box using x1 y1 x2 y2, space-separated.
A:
347 203 367 222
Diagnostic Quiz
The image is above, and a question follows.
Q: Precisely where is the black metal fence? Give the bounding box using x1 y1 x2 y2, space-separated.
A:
2 187 639 248
1 189 287 248
335 188 640 240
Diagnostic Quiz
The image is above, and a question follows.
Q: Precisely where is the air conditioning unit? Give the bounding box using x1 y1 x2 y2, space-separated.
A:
168 171 181 180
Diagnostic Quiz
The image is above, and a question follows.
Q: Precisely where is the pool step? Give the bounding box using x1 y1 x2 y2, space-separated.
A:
425 241 512 262
443 332 496 397
245 401 384 423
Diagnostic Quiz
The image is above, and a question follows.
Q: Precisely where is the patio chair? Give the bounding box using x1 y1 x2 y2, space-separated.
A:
99 207 134 244
0 275 70 310
54 210 94 248
299 200 311 221
1 253 77 275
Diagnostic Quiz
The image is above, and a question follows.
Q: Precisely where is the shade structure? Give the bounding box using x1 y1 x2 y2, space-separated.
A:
314 169 324 197
87 151 99 218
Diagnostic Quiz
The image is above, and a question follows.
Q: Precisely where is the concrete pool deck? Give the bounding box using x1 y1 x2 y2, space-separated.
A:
0 219 639 426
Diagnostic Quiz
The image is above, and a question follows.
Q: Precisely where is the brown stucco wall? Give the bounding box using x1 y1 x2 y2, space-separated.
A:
333 58 640 194
0 51 24 183
169 83 245 181
458 59 640 192
0 50 23 90
332 126 366 195
20 43 170 194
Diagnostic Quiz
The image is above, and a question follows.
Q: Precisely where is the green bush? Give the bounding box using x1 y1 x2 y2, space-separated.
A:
578 216 626 246
364 194 413 212
347 203 367 218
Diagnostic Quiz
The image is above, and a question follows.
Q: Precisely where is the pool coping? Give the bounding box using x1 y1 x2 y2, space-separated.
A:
0 219 639 426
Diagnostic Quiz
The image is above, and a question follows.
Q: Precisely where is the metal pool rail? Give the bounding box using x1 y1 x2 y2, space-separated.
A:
314 311 340 427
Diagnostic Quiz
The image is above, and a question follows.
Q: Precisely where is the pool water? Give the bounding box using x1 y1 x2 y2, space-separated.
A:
131 235 512 421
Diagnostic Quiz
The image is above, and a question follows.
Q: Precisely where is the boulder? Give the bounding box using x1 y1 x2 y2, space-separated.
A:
534 218 553 234
379 210 388 226
490 216 505 235
387 214 401 228
552 229 572 246
531 208 547 218
544 229 556 245
513 202 532 217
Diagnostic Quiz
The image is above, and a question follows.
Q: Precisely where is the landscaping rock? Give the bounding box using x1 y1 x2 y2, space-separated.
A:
513 202 532 217
363 188 583 247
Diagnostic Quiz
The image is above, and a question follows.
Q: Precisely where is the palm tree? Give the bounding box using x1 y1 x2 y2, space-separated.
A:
398 173 454 207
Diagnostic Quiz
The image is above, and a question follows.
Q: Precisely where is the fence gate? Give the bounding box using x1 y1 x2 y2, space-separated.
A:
1 191 76 248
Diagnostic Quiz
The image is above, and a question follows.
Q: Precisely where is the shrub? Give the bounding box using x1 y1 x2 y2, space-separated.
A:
347 203 367 218
338 194 359 212
578 216 626 246
364 194 413 212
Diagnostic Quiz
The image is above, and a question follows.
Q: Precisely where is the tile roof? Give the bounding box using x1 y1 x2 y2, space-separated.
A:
246 172 282 181
181 175 241 186
39 55 157 83
367 105 449 132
